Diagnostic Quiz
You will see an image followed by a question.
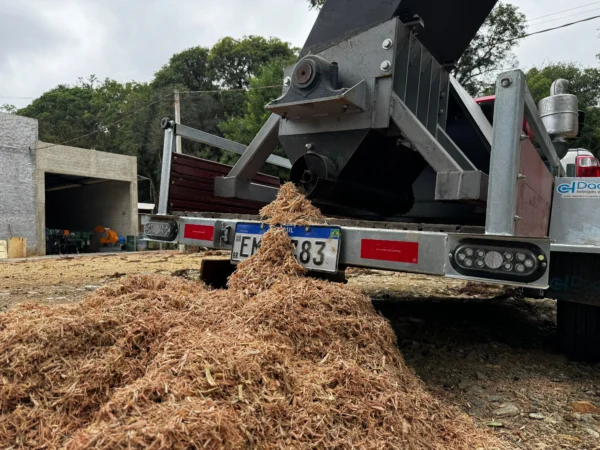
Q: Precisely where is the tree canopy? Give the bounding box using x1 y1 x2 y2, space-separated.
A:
17 37 296 202
0 104 17 114
308 0 325 8
455 3 526 95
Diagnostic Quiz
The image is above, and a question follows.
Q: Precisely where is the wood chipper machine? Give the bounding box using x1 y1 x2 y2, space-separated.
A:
143 0 600 360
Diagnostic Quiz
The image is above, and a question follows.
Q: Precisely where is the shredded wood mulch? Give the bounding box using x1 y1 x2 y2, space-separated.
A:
0 184 504 449
259 182 324 225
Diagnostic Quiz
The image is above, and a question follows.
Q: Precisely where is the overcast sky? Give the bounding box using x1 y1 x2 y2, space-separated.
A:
1 0 599 109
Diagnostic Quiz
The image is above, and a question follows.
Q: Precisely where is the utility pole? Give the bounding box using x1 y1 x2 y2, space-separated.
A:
174 90 185 252
174 90 182 154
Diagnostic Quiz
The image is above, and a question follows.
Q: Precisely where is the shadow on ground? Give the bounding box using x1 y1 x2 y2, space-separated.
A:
353 272 600 449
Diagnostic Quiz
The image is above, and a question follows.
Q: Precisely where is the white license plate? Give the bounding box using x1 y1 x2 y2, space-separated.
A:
231 223 341 273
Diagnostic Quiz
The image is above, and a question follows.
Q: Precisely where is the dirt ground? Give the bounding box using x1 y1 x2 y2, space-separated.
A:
1 252 599 449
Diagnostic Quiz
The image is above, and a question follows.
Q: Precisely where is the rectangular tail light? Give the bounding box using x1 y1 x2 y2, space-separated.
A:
576 156 600 177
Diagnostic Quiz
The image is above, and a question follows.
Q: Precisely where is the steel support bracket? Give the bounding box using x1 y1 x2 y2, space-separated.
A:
214 177 279 204
174 123 290 169
435 170 488 202
226 114 282 181
267 81 367 119
389 92 464 173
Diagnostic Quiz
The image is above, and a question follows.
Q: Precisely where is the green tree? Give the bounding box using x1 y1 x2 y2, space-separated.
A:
18 77 171 202
19 78 100 148
307 0 325 8
526 63 600 156
18 37 298 201
219 57 294 146
455 3 526 95
210 36 295 89
219 56 295 178
0 104 17 114
152 47 213 92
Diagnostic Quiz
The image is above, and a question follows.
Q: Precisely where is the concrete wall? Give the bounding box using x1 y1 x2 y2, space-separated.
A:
0 113 39 254
36 144 138 254
46 181 133 234
0 113 138 256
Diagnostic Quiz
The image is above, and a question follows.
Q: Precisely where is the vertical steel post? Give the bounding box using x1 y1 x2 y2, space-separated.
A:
174 90 182 154
157 127 176 215
485 70 526 236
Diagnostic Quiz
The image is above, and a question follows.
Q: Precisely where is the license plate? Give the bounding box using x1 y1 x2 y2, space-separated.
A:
231 223 341 273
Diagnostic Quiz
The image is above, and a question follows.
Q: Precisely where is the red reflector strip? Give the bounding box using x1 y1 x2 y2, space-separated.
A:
360 239 419 264
183 224 214 241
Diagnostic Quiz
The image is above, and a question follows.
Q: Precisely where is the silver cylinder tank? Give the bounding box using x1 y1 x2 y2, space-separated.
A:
538 79 579 139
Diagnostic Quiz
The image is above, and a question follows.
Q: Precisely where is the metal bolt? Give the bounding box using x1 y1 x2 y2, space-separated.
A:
382 39 393 50
283 76 291 87
380 60 392 72
517 174 526 180
439 109 445 115
514 215 523 222
305 143 314 150
520 133 529 141
449 253 454 259
500 77 512 88
305 226 311 232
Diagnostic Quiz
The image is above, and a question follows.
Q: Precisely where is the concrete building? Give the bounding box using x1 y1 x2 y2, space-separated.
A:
0 113 138 255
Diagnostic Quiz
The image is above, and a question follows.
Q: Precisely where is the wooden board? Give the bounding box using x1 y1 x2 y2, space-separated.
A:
0 240 7 259
515 139 554 238
168 154 281 215
8 238 26 259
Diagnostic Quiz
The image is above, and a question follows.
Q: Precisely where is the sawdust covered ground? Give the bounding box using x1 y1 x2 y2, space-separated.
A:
1 182 599 448
0 236 502 448
0 251 227 311
0 184 503 449
350 269 600 449
0 255 599 448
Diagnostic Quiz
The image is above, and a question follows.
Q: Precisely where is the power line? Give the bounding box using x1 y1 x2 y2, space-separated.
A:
528 7 600 29
179 84 283 94
34 85 285 151
35 93 173 151
16 15 600 151
526 1 600 22
496 14 600 46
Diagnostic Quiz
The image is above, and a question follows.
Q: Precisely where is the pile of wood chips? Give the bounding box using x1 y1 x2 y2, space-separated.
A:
0 183 504 449
259 182 324 225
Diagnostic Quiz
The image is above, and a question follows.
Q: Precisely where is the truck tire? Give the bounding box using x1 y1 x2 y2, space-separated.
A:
557 300 600 361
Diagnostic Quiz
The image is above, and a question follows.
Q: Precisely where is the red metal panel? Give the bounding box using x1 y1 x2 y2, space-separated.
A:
168 154 281 214
515 140 553 237
360 239 419 264
183 224 215 241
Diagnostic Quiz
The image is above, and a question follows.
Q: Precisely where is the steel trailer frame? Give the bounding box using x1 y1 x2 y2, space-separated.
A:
145 213 551 289
147 64 600 295
148 66 575 290
145 7 600 361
